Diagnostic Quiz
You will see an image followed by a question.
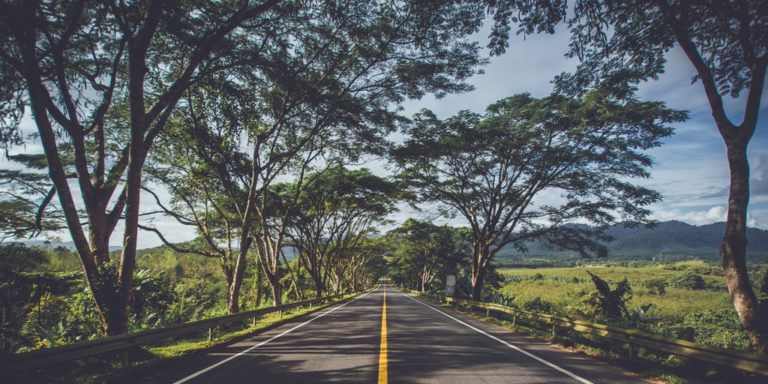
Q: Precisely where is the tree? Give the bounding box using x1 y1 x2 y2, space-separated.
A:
386 219 469 293
285 167 399 297
143 0 487 308
394 88 683 300
485 0 768 354
0 0 486 334
251 165 397 303
0 0 284 335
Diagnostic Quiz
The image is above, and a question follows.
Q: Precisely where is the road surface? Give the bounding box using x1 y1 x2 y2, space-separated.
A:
121 285 647 383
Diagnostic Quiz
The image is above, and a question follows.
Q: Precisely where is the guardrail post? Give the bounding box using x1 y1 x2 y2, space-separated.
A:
628 344 634 360
551 324 556 338
512 315 516 327
252 315 257 327
208 327 214 342
486 308 490 317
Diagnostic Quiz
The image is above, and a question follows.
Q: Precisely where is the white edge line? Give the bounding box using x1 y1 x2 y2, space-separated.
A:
398 291 595 384
173 292 371 384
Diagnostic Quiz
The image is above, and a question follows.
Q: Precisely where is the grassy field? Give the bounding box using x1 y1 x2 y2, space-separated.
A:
496 260 755 351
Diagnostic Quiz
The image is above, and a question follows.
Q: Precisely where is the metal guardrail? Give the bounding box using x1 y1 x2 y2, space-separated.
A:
0 292 358 374
440 296 768 377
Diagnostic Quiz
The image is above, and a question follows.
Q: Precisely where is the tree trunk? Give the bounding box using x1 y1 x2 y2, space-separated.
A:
226 248 248 314
470 267 486 301
227 281 241 315
270 279 283 307
255 266 263 308
314 277 325 298
721 137 768 354
470 243 489 301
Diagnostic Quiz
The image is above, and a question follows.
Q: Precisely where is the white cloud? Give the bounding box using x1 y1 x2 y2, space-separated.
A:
651 205 765 229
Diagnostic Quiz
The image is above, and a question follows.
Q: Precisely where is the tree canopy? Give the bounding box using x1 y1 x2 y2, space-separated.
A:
0 0 487 335
394 87 684 299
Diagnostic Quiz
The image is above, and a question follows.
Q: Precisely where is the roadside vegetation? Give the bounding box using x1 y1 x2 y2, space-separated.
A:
496 260 762 351
0 241 379 356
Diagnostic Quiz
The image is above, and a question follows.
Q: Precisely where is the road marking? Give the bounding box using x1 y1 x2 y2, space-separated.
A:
173 293 370 384
399 291 595 384
378 287 388 384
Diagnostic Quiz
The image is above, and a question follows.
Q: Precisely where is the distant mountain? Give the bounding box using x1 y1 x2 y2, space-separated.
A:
604 221 767 258
17 239 122 253
497 221 768 261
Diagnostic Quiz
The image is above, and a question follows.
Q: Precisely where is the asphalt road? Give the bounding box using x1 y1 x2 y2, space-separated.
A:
122 285 648 383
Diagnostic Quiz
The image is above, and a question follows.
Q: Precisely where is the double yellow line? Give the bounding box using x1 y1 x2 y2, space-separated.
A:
377 287 388 384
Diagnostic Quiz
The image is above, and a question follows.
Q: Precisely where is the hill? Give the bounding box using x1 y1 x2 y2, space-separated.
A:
496 221 768 262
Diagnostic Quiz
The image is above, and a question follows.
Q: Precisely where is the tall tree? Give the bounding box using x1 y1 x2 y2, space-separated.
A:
285 167 398 297
0 0 284 335
394 88 683 300
484 0 768 353
144 0 486 308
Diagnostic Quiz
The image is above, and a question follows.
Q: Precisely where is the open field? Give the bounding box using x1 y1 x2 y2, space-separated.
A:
496 260 759 351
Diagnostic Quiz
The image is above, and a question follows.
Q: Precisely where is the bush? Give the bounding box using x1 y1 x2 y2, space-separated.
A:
679 310 750 351
586 271 632 321
645 278 667 295
670 272 706 290
522 297 555 314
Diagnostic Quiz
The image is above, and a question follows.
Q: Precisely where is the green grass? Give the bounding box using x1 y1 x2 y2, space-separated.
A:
498 262 732 322
495 260 756 352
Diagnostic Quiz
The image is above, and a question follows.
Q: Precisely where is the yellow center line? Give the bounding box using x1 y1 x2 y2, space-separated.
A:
378 286 388 384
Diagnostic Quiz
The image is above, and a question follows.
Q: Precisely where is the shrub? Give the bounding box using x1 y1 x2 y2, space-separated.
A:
679 310 750 351
670 272 706 290
645 278 667 295
522 297 555 313
586 271 632 321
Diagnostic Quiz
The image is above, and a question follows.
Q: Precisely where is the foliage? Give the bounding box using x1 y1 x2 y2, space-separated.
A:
498 264 753 351
386 220 471 292
0 244 79 352
586 271 632 321
670 272 706 290
131 270 177 328
141 0 487 312
645 278 667 296
394 88 683 299
674 310 750 351
0 154 61 241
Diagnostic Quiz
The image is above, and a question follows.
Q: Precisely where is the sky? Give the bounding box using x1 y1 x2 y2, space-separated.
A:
4 21 767 249
388 26 768 233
